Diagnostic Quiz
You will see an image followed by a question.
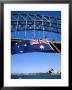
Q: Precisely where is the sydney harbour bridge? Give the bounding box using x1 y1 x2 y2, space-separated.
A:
11 12 61 54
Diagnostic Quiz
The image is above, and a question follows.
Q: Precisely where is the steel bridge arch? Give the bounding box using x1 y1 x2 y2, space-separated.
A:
11 13 61 39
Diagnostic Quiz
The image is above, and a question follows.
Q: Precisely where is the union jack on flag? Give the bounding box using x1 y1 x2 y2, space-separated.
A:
30 39 49 45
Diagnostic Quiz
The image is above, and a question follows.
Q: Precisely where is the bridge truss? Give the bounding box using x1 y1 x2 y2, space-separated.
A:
11 13 61 39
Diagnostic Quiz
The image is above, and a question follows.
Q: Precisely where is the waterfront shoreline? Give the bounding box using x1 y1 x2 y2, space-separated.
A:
11 73 61 79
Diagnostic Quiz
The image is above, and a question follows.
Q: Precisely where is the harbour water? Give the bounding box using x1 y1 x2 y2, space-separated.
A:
11 74 61 79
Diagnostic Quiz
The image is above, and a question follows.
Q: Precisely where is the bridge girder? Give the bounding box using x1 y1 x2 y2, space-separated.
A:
11 13 61 34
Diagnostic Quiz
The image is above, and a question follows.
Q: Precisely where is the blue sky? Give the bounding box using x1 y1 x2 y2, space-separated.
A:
11 53 61 73
11 11 61 73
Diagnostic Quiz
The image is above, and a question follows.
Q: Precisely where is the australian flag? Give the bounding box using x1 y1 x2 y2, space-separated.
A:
11 39 56 55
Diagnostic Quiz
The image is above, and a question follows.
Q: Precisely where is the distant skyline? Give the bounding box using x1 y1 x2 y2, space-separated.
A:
11 11 61 74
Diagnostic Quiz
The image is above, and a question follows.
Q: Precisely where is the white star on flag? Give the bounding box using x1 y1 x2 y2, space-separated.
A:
39 45 44 50
17 46 20 48
20 51 23 53
15 43 18 45
24 44 27 47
